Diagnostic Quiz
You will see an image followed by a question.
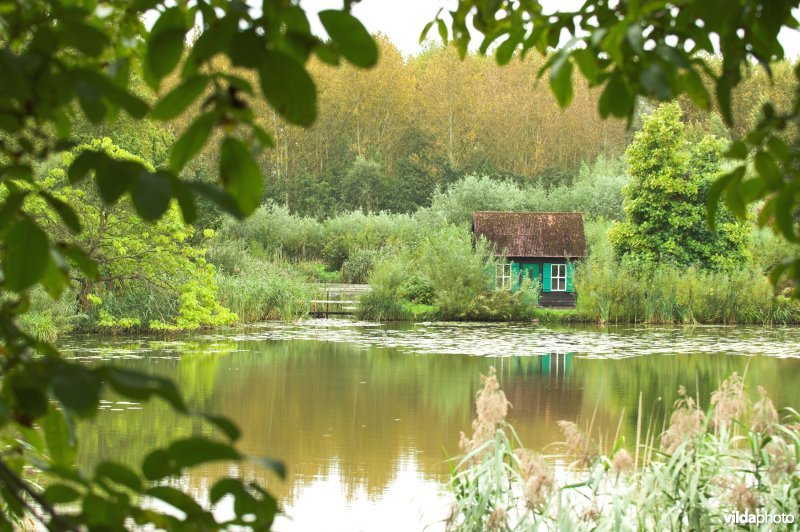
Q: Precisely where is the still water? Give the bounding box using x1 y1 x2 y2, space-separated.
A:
62 320 800 531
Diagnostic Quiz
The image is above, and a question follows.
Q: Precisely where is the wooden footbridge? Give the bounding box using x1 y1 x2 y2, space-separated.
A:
309 284 370 317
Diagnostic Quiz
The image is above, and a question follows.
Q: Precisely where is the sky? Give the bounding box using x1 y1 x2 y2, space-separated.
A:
301 0 800 59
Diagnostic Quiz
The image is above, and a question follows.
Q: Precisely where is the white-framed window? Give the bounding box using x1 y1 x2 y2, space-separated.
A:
496 263 512 289
551 264 566 291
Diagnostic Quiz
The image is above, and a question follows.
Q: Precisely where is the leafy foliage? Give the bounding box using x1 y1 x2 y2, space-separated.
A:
0 0 378 528
609 103 749 269
30 139 236 330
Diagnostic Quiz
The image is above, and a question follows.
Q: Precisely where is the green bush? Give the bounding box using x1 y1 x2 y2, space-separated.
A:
399 275 436 304
215 203 325 261
340 249 379 284
453 282 538 321
418 226 497 318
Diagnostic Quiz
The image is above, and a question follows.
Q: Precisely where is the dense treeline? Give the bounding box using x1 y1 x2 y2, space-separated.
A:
20 46 800 336
67 40 799 220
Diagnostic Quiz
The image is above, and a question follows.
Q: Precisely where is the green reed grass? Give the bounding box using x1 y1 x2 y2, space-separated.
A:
447 371 800 531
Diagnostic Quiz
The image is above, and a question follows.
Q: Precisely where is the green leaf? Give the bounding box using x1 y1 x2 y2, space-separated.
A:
754 151 782 186
42 407 76 467
152 75 210 120
319 10 378 68
419 20 435 45
707 168 741 228
220 138 263 216
96 160 139 204
716 80 734 125
169 112 218 172
68 151 108 184
50 362 100 417
258 50 317 127
599 76 633 118
187 182 242 218
59 21 109 57
145 8 187 84
145 486 204 517
40 256 67 299
142 449 179 481
95 461 142 492
40 192 81 234
775 191 797 241
202 414 241 442
639 62 671 100
572 49 602 82
104 367 187 413
438 19 449 45
725 141 749 160
0 192 28 230
73 68 149 119
132 171 173 221
4 217 49 291
230 29 266 68
0 164 32 181
43 484 81 504
168 437 241 468
681 70 710 110
82 493 125 528
550 54 574 108
210 478 246 505
496 37 517 65
63 245 99 279
172 180 197 224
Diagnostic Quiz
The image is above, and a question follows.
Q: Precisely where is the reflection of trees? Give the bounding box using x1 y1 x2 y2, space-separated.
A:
573 354 800 446
72 330 800 508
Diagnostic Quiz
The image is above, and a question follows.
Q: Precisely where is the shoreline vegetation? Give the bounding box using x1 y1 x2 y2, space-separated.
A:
446 369 800 531
23 152 800 343
20 100 800 341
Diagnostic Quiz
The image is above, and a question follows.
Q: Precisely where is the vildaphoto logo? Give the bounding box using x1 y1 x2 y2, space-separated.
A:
724 510 796 525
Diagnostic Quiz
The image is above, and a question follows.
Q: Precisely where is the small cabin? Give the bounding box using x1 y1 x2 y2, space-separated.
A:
472 211 587 308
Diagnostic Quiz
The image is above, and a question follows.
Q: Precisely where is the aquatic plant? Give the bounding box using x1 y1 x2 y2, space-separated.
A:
447 372 800 531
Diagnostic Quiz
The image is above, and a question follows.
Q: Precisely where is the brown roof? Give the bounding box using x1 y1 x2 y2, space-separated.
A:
472 211 586 258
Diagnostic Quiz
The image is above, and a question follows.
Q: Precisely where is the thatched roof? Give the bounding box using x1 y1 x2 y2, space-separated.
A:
472 211 586 258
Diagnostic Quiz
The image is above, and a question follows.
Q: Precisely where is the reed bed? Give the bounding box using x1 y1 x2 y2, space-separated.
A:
575 257 800 325
447 370 800 531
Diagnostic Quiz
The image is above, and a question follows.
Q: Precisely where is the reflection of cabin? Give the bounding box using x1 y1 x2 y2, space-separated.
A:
472 211 586 308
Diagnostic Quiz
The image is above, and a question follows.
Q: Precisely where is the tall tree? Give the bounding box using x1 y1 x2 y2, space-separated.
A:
609 103 749 268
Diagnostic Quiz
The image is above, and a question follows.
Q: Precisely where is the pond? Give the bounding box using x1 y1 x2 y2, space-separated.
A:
63 321 800 531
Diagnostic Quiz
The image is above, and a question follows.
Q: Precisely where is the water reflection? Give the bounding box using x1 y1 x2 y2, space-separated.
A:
65 322 800 530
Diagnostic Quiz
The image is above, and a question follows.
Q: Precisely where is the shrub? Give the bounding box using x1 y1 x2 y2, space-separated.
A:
399 275 436 305
340 249 379 284
453 281 538 321
418 226 497 318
